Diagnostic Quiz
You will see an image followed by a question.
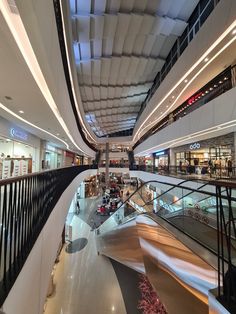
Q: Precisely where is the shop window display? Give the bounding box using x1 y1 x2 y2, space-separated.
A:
0 137 35 179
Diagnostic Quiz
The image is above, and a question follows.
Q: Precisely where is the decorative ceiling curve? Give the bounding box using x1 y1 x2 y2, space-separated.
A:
69 0 199 137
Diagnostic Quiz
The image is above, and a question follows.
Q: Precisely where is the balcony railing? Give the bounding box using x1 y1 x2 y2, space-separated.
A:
137 0 221 120
131 164 236 181
0 165 95 306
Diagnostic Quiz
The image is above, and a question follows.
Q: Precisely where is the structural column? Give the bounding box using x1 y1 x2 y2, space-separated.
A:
105 142 109 186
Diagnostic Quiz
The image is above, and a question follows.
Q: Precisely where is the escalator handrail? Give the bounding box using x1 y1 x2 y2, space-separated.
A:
97 179 235 234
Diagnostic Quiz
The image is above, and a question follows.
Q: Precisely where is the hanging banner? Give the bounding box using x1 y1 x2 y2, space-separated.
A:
2 160 11 179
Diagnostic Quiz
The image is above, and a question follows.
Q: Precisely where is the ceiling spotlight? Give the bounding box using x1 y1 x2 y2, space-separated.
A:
219 80 223 84
184 79 188 83
205 90 209 93
224 77 228 80
214 84 218 88
204 57 209 62
171 95 175 99
166 105 169 108
19 110 24 114
232 29 236 35
209 87 213 91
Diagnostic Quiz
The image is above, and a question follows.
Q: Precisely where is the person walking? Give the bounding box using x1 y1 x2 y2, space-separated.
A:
76 200 80 215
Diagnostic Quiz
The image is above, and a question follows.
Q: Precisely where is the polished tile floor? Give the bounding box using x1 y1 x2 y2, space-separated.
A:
44 197 126 314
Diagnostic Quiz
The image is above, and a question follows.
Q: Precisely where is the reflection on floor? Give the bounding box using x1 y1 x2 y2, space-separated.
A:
78 197 110 228
44 197 126 314
110 259 142 314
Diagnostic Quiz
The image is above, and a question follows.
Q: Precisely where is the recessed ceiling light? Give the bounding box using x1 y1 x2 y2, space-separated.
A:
214 84 218 88
205 90 209 93
224 77 228 80
204 57 209 62
209 87 213 91
19 110 24 114
56 133 60 136
219 80 223 84
171 95 175 99
232 29 236 35
166 105 169 108
184 79 188 83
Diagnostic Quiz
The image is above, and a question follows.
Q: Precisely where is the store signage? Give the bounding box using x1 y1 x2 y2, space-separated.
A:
46 144 56 152
155 151 165 156
10 128 28 141
66 151 75 158
188 92 203 105
189 143 201 150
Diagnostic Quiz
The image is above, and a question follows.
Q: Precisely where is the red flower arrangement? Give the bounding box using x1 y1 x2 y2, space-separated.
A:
138 274 167 314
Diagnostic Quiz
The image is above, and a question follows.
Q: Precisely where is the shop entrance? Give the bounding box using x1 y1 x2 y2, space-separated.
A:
176 145 232 175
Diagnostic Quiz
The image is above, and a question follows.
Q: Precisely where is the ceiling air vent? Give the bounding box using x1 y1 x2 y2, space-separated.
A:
7 0 19 15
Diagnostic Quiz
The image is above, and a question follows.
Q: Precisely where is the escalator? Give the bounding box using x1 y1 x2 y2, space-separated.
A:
96 179 236 314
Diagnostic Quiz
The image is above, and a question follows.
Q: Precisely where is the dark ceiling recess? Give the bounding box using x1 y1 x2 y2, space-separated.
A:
101 128 134 138
53 0 97 152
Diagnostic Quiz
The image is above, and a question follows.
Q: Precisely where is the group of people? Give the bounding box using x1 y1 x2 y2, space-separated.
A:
97 186 122 216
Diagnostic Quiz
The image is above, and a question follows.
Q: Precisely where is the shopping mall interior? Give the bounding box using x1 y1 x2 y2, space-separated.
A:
0 0 236 313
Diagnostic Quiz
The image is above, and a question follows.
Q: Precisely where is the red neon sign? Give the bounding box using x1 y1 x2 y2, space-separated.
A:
188 92 203 105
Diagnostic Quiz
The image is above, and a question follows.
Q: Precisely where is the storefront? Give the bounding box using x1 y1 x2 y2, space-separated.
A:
172 133 235 174
138 155 153 167
43 144 64 169
84 175 99 197
75 155 83 165
0 117 41 178
64 151 75 167
153 149 170 170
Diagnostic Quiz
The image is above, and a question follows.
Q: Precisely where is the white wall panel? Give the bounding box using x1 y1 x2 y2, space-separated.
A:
94 0 106 14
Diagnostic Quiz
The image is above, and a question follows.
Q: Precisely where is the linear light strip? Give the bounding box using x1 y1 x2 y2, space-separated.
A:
139 36 236 139
59 0 97 144
0 0 88 155
133 20 236 142
0 103 69 149
139 33 236 138
136 120 236 156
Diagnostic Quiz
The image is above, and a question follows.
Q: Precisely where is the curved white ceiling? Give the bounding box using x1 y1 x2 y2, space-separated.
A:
68 0 199 137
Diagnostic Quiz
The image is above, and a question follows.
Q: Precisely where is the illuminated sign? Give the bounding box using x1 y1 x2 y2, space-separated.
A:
10 128 28 141
188 92 203 105
155 151 165 156
189 143 200 150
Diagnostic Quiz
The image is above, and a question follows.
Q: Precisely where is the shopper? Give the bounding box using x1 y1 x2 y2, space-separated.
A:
76 201 80 215
227 158 233 177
